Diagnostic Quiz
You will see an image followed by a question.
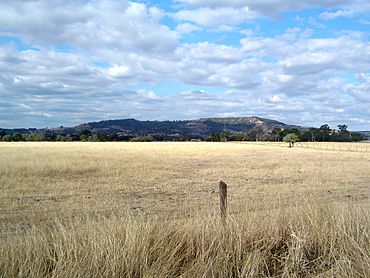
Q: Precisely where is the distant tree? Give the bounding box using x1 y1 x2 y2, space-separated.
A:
131 135 153 142
80 130 92 136
30 132 45 141
228 132 247 141
300 127 320 142
319 124 331 141
79 130 92 141
96 134 106 142
309 127 319 142
207 132 221 142
288 128 301 135
337 124 348 134
351 132 365 142
56 135 65 141
2 134 11 141
11 132 23 141
220 131 232 142
300 130 311 142
65 134 73 142
0 131 6 140
22 134 31 141
283 133 300 147
247 130 258 141
271 127 283 142
87 134 100 142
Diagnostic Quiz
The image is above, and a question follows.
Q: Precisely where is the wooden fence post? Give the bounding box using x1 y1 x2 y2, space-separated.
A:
219 180 227 221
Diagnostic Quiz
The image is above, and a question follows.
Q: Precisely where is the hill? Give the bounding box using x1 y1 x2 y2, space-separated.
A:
44 117 297 140
3 117 366 142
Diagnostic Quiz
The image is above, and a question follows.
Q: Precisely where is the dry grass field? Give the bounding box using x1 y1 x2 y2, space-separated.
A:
0 142 369 277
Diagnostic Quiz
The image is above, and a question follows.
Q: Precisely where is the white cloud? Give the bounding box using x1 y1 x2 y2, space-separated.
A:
345 73 370 101
173 7 255 29
177 42 244 63
175 23 202 34
138 90 159 100
108 65 131 78
319 0 370 19
181 90 213 99
277 75 293 83
0 0 178 55
267 94 287 103
320 9 354 19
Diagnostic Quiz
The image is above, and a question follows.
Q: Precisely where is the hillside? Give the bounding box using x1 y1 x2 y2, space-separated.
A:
45 117 294 139
2 117 368 142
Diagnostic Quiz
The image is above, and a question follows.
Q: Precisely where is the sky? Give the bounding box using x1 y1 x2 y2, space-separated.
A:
0 0 369 130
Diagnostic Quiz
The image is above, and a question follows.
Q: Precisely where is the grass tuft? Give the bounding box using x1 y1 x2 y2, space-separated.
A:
1 203 369 277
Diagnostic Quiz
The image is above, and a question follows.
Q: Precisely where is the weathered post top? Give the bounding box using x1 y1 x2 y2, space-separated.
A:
219 180 227 221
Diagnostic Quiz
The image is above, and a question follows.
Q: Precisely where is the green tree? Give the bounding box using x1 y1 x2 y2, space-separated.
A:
288 128 301 135
65 134 73 142
337 124 348 134
30 132 45 141
79 130 92 141
2 134 11 141
335 124 349 141
319 124 331 142
220 131 231 142
247 130 258 141
97 134 109 142
56 135 65 141
22 134 31 141
87 134 100 142
207 132 221 142
228 132 247 141
283 133 300 147
271 127 283 142
309 127 319 142
0 131 6 140
11 132 23 141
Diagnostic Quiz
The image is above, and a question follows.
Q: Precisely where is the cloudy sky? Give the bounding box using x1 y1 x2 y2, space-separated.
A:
0 0 369 129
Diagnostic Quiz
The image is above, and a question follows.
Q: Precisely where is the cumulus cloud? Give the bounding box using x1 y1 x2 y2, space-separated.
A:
0 0 178 55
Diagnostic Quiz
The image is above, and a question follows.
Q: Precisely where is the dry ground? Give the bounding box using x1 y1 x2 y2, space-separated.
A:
1 142 368 224
0 142 369 277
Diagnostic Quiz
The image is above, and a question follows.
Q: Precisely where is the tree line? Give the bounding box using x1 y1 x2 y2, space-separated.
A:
0 130 151 142
206 124 364 142
0 124 365 142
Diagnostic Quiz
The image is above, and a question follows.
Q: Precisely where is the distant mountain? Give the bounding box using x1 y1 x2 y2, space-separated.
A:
1 116 300 140
2 117 368 142
45 116 301 140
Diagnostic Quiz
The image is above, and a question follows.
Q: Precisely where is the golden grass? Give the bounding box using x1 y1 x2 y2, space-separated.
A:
241 141 370 153
0 142 369 277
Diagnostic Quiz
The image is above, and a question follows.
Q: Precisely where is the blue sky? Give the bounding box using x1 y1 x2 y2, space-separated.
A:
0 0 369 129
